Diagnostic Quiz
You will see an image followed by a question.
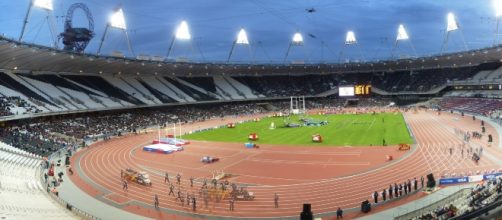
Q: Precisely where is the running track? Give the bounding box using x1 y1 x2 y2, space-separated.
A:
70 110 501 219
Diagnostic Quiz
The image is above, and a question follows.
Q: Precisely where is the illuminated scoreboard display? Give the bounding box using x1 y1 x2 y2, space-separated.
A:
355 85 371 95
339 85 371 97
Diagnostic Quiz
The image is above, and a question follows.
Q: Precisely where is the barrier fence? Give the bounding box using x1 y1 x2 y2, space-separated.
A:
439 172 502 185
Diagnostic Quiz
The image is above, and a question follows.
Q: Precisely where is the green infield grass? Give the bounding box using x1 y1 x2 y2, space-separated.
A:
182 113 413 146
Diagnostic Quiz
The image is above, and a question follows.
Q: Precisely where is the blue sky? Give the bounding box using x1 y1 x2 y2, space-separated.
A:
0 0 498 63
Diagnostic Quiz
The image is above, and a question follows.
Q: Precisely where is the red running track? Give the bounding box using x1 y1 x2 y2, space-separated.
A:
69 111 501 219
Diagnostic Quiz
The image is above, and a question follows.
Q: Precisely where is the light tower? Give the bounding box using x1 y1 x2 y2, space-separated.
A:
338 30 365 63
440 12 468 54
283 32 304 63
97 7 135 56
166 20 192 59
227 28 251 63
19 0 58 48
391 24 417 59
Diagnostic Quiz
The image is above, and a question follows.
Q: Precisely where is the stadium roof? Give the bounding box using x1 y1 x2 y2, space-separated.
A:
2 35 502 76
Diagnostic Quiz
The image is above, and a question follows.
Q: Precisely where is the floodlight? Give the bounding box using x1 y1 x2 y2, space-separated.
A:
236 28 249 45
33 0 53 11
495 0 502 17
446 12 458 32
175 21 191 40
396 24 409 41
345 31 357 45
292 32 303 45
110 8 127 30
227 28 250 62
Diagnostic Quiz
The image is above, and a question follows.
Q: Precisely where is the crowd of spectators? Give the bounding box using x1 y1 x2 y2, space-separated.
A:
413 177 502 220
0 125 74 157
0 96 42 116
370 67 475 93
0 102 269 156
0 97 12 116
233 67 477 98
0 98 391 157
438 97 502 116
234 75 337 97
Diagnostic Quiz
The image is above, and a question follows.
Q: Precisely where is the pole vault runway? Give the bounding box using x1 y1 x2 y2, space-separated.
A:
69 111 501 219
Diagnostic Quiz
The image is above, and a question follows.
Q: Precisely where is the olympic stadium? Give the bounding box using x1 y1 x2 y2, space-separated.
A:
1 0 502 220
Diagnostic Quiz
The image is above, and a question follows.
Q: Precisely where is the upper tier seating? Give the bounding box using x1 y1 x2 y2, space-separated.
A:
439 97 502 116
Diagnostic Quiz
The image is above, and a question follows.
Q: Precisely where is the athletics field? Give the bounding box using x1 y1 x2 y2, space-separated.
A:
182 113 413 146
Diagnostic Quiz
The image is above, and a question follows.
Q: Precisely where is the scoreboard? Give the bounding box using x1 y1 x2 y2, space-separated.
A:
339 85 371 97
355 85 371 95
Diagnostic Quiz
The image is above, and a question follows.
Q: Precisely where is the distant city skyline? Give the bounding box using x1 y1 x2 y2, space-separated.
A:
1 0 500 63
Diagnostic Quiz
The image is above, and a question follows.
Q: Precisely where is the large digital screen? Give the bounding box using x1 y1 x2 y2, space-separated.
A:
339 86 355 97
355 85 372 95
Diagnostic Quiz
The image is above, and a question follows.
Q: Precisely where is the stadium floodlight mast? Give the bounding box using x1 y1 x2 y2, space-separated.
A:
19 0 58 48
284 32 304 63
338 30 365 63
441 12 468 54
345 31 357 45
494 0 502 45
166 20 192 58
446 12 459 32
396 24 409 41
391 24 417 58
97 7 135 56
175 21 191 40
227 28 251 63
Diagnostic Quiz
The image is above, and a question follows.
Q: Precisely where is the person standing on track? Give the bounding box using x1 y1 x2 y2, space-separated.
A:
231 183 237 192
399 183 403 196
336 207 343 219
192 196 196 212
389 184 393 199
274 193 279 208
421 176 424 188
190 176 194 187
373 191 379 203
404 181 408 195
176 190 182 202
202 177 208 188
187 193 191 206
229 197 235 211
165 172 170 183
394 183 399 197
203 191 209 209
212 178 218 188
180 194 185 207
154 194 159 209
168 184 175 196
176 173 181 185
414 178 418 191
123 180 128 191
382 189 387 202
